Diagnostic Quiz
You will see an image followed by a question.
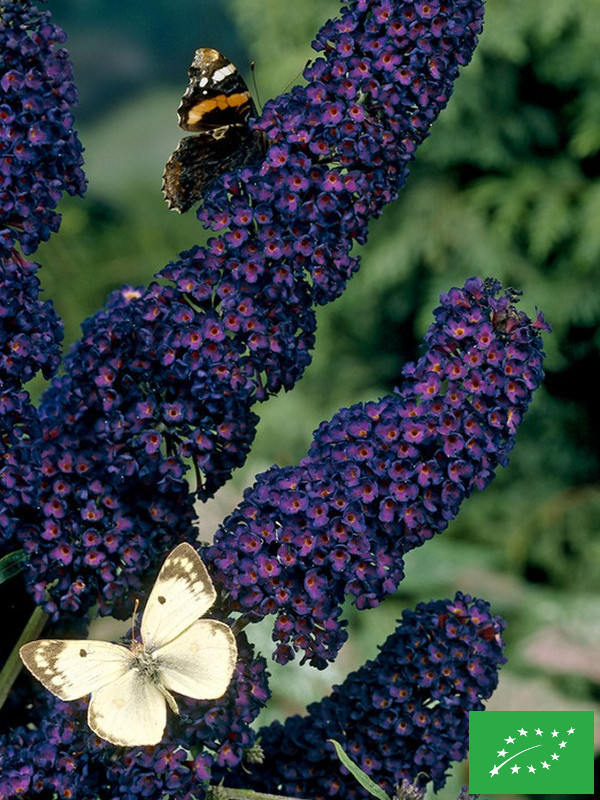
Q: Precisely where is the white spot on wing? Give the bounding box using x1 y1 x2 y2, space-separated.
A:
213 63 236 82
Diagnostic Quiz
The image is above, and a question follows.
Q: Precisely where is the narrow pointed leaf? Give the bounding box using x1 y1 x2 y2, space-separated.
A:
328 739 391 800
0 550 26 585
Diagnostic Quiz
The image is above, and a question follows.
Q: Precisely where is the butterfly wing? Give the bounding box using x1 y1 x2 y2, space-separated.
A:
162 127 256 213
162 132 226 212
141 543 217 650
177 47 256 132
163 47 267 213
87 667 167 747
155 618 237 700
20 639 133 701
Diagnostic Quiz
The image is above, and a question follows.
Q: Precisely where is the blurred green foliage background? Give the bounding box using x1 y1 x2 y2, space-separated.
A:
33 1 600 796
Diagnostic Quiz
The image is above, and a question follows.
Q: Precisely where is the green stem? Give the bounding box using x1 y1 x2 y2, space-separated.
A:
0 604 49 710
218 790 312 800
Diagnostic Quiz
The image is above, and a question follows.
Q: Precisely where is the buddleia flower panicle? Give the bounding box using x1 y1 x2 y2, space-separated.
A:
0 249 64 553
0 0 86 257
197 0 486 304
206 278 549 668
1 0 486 626
243 594 506 799
1 0 83 561
1 0 80 561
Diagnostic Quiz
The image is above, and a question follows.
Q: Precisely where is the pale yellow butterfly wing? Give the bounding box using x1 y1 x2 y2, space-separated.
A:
141 542 216 649
87 668 167 747
20 639 132 701
20 544 235 749
156 618 237 699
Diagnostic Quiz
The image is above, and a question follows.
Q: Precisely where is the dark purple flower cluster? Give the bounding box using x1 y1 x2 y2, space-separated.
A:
14 286 201 620
10 274 305 619
0 634 270 800
206 278 549 668
0 0 86 256
0 249 63 557
0 696 102 799
197 0 485 304
244 593 506 799
0 250 62 383
3 1 486 622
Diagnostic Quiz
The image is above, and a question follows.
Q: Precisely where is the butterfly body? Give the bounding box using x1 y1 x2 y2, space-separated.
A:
125 644 179 713
162 47 266 213
20 543 237 747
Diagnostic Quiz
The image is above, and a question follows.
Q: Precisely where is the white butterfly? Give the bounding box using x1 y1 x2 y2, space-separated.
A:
20 543 237 747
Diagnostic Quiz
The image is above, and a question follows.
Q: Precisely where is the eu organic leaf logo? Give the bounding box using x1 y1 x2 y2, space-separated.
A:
469 711 594 795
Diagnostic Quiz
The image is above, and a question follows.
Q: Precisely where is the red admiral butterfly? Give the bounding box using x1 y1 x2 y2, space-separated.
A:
162 48 266 213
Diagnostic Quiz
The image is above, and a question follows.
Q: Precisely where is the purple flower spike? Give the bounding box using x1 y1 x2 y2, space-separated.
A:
0 249 63 553
243 593 506 798
0 0 86 256
206 278 550 668
0 250 62 385
193 0 485 304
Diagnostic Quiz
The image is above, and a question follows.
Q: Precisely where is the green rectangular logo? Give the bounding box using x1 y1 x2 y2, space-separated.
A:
469 710 595 794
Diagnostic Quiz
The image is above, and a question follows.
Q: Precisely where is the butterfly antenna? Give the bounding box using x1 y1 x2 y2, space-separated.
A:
279 59 311 96
250 61 263 113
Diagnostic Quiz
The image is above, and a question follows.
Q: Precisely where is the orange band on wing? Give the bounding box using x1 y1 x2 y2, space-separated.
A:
187 92 251 125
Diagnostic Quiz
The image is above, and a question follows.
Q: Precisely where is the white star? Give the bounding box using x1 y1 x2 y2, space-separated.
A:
542 761 550 769
511 764 520 773
518 727 528 736
568 727 575 734
528 765 536 773
535 727 543 736
497 748 507 757
490 765 500 777
505 736 515 744
551 729 559 737
559 741 566 749
551 753 559 761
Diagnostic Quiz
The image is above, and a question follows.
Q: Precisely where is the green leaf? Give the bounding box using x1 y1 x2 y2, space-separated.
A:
0 550 26 585
328 739 391 800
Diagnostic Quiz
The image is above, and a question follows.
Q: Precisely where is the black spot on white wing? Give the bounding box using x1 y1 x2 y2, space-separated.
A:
21 639 135 701
140 543 220 648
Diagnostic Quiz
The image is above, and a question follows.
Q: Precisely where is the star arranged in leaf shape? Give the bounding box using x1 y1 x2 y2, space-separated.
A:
568 727 575 734
511 764 520 773
551 753 559 761
559 741 567 748
505 735 515 744
542 761 550 769
490 765 500 776
535 727 543 735
528 765 536 773
551 729 559 737
497 748 507 757
518 727 528 736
